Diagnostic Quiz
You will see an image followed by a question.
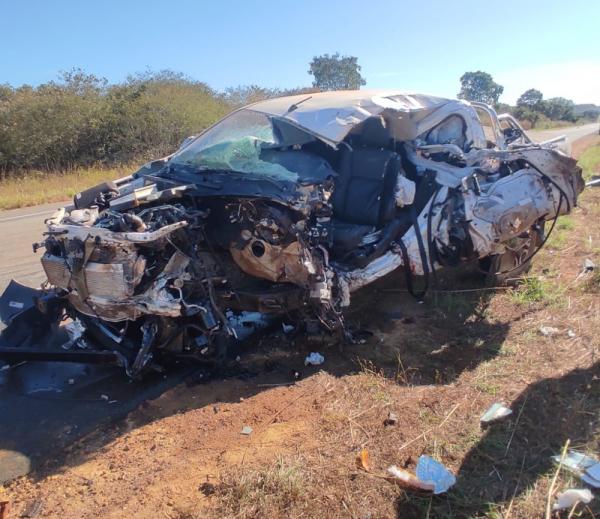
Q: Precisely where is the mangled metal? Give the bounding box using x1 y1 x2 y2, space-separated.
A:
0 90 584 376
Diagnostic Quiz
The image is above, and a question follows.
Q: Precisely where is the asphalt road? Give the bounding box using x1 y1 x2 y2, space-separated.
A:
527 122 598 143
0 201 65 294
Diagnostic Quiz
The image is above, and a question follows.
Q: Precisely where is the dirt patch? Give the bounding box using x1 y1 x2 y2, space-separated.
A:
572 133 600 159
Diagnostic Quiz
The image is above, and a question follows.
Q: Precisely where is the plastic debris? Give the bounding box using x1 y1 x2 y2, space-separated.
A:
384 411 399 426
304 352 325 366
553 488 593 511
539 325 560 337
567 329 576 339
62 319 86 349
357 448 372 472
241 425 253 436
100 394 109 401
416 455 456 494
386 465 434 492
583 258 596 272
480 403 513 424
552 450 600 488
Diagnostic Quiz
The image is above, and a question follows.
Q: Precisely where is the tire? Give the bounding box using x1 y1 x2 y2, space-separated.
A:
482 222 545 286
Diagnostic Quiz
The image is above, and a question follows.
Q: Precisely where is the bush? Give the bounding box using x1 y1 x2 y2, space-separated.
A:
0 70 230 178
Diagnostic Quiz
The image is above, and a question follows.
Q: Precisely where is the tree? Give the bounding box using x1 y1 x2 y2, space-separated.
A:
308 53 366 91
516 88 543 109
457 71 504 106
541 97 577 122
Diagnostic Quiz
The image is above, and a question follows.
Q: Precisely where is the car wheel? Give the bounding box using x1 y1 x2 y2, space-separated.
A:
482 222 545 286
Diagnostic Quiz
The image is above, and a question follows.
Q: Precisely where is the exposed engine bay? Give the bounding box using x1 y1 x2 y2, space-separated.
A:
1 91 584 377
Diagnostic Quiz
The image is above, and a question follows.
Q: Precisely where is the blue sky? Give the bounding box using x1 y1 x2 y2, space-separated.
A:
2 0 599 104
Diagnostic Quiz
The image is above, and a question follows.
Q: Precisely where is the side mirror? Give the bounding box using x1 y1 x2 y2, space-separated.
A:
502 127 523 144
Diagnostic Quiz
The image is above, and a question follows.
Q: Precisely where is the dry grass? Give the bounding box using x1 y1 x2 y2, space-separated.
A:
206 457 309 518
0 165 135 210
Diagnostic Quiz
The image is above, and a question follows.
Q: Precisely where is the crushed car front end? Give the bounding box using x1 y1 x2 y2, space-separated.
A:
0 91 585 376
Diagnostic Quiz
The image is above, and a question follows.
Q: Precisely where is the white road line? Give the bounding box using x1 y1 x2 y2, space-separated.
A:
0 209 56 223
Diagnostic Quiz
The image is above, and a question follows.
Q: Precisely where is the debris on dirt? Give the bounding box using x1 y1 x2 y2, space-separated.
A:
587 175 600 187
584 258 596 272
357 448 372 472
567 329 577 339
552 450 600 487
21 499 42 518
304 352 325 366
480 402 512 424
539 325 560 337
553 488 594 511
384 411 398 426
415 455 456 494
386 465 434 492
0 501 10 519
240 425 253 436
199 482 216 497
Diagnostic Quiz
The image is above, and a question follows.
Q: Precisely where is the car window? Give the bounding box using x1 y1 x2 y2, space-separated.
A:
425 115 467 149
473 106 498 144
170 110 299 182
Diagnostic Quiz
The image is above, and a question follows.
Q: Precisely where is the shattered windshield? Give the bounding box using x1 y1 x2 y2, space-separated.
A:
170 109 299 182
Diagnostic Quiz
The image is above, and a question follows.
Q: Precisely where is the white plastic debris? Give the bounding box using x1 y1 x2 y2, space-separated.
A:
567 329 576 339
386 465 434 492
553 450 600 488
583 258 596 272
539 325 560 337
240 425 253 436
553 488 593 511
415 455 456 494
62 319 86 349
480 403 513 424
304 352 325 366
385 411 399 426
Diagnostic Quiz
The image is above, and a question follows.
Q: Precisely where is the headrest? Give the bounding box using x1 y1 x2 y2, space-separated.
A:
356 116 390 148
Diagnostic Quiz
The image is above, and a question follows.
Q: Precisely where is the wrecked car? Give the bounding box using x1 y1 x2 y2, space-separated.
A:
0 90 584 376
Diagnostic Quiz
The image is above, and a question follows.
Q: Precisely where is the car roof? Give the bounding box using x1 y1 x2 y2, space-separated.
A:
248 90 460 145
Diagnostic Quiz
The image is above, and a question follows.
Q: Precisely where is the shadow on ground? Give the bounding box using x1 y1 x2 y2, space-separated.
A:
394 361 600 517
0 264 513 486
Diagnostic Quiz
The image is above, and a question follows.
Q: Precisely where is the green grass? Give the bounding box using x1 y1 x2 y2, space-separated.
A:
579 143 600 181
0 166 135 210
510 276 565 306
555 215 575 231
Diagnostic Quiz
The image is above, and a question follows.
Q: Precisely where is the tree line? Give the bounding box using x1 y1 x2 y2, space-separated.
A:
0 56 594 179
457 70 597 127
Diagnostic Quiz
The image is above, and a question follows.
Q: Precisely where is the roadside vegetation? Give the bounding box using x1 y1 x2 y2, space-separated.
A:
1 62 598 210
